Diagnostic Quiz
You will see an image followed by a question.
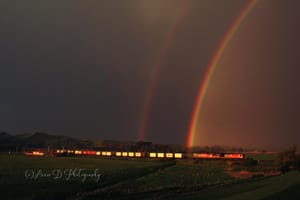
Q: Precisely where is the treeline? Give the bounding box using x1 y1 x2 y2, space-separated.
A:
0 132 185 153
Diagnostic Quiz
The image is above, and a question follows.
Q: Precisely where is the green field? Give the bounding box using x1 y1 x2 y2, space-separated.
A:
182 171 300 200
0 155 173 200
245 153 278 161
0 155 299 200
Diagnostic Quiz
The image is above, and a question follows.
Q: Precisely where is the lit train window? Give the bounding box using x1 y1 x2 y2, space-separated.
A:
166 153 173 158
106 152 112 156
149 153 156 158
75 150 82 155
122 152 128 157
135 152 142 157
224 153 243 159
116 152 122 156
96 152 101 156
174 153 182 158
33 151 44 156
199 153 213 158
128 152 134 157
157 153 164 158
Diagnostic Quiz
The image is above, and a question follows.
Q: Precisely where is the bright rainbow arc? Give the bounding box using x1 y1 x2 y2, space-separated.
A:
187 0 257 149
138 0 191 141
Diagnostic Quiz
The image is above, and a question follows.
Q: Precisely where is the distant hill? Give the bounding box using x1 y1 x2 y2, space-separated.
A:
0 132 93 151
0 132 185 152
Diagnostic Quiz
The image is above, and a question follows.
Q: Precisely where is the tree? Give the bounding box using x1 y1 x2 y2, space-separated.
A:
278 145 297 174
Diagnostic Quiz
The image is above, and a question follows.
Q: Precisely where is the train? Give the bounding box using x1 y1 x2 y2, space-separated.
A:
49 149 245 160
24 151 44 156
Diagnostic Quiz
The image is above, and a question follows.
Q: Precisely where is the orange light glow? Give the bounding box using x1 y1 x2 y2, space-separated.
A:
25 151 44 156
224 153 244 159
193 153 214 159
33 151 44 156
83 151 96 155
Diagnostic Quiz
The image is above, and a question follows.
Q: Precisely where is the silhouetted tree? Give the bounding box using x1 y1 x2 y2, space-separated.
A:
278 145 297 174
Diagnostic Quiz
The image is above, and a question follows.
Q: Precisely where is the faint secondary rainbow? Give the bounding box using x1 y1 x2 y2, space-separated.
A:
138 0 191 141
187 0 257 149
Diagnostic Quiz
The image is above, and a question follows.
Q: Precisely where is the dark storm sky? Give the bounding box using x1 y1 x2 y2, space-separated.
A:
197 0 300 149
0 0 299 148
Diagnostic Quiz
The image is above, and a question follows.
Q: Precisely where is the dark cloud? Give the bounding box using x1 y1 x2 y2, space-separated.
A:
0 0 299 148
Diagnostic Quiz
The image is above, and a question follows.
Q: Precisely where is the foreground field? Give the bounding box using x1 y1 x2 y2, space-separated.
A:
173 171 300 200
0 155 173 199
245 152 278 161
81 160 300 200
0 155 299 199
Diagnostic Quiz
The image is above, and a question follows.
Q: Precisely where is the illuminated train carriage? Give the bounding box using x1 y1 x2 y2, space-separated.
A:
148 152 183 159
115 152 145 158
223 153 245 159
192 153 245 159
24 151 44 156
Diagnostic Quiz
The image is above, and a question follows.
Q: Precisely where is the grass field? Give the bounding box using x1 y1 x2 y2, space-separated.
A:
245 153 278 161
182 171 300 200
0 155 173 200
0 154 299 200
80 159 234 199
82 159 300 200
